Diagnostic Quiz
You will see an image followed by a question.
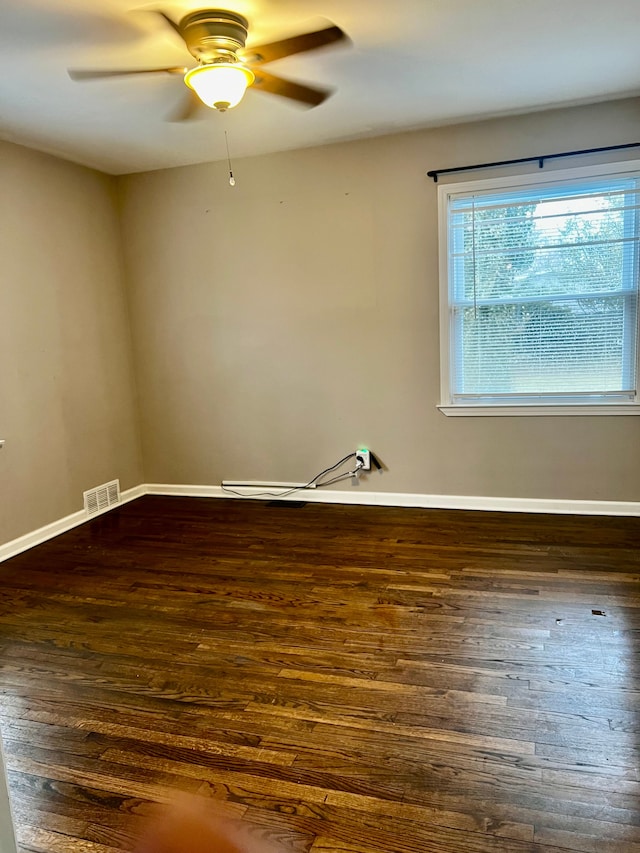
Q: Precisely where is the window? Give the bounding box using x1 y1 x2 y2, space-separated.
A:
438 162 640 415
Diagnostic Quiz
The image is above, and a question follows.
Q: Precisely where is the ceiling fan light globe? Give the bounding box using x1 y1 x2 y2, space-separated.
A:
184 63 255 110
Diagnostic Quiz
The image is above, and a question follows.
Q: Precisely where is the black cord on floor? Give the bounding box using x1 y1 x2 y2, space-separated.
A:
221 452 360 499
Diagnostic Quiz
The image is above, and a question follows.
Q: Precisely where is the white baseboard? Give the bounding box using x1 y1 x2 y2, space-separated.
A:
2 482 638 564
146 483 640 517
0 485 145 563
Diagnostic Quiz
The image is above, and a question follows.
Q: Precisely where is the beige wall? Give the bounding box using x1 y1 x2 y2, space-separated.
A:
118 97 640 502
0 100 638 544
0 142 143 545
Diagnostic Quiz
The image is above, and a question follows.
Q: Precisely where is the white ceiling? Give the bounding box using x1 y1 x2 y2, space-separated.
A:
1 0 639 175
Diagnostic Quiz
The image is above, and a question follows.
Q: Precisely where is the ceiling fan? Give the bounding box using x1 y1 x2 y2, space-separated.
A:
69 8 349 117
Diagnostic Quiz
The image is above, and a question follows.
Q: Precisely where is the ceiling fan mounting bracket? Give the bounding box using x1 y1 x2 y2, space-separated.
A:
179 10 249 62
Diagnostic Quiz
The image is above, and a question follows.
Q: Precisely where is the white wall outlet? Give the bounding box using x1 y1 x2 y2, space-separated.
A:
356 448 371 470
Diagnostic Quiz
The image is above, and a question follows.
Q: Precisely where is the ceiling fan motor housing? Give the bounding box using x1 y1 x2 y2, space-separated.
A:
180 10 249 62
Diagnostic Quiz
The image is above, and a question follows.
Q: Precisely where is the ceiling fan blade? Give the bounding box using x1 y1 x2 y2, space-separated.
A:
167 90 201 122
69 67 186 81
153 10 184 39
251 69 332 107
242 25 347 66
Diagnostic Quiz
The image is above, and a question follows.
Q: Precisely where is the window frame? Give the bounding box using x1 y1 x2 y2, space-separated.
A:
437 160 640 417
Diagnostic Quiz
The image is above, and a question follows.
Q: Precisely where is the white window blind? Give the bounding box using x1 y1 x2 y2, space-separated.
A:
445 171 640 408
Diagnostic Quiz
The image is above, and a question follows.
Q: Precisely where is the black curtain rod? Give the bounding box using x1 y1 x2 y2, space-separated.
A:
427 142 640 182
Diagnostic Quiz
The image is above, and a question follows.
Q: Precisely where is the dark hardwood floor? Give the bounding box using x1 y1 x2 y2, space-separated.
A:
1 496 640 853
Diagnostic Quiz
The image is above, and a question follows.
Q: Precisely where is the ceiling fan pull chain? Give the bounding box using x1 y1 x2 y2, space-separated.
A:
225 130 236 187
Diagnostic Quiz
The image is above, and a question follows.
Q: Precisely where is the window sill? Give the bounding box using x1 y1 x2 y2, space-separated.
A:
438 404 640 417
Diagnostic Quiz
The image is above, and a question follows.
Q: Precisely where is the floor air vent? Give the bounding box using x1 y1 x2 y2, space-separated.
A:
84 479 121 516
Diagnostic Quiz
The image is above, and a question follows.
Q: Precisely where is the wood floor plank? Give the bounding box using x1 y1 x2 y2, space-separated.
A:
17 825 123 853
1 496 639 852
